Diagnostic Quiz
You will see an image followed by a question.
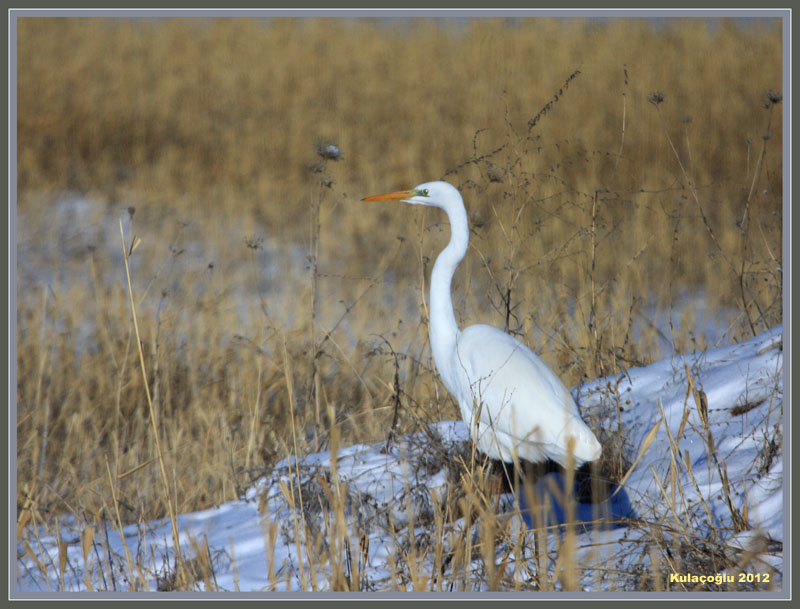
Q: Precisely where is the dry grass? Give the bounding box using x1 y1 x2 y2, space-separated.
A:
15 17 782 591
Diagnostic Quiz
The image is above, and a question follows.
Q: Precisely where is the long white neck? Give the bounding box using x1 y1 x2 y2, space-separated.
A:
429 197 469 392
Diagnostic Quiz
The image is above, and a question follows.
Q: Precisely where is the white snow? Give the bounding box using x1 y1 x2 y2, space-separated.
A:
15 326 784 593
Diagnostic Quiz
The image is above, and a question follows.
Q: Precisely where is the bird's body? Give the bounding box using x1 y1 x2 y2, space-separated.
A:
363 181 601 468
444 324 601 466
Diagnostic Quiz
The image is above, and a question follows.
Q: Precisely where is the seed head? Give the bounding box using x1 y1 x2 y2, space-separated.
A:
764 89 782 107
316 142 342 161
647 92 665 107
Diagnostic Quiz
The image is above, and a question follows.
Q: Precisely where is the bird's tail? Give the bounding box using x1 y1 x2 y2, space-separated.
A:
554 418 602 468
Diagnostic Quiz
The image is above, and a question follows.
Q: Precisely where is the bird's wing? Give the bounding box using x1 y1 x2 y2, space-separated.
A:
454 324 598 464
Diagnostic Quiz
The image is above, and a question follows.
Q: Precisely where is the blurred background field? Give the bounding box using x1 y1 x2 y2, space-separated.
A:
16 17 782 530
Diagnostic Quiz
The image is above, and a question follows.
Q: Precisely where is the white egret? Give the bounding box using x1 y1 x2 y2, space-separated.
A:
363 181 602 469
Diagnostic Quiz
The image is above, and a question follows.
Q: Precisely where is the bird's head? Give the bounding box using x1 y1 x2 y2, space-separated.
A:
362 180 461 210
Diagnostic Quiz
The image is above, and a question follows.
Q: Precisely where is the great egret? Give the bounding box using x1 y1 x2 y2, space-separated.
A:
363 181 602 469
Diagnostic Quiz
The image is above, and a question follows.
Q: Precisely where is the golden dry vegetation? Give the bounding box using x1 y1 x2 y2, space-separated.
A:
16 17 783 590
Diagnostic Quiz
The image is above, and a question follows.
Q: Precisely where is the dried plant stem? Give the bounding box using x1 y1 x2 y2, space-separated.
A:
745 108 775 210
104 459 138 589
309 186 323 430
654 104 767 337
653 106 735 274
245 360 264 471
590 190 600 377
34 286 51 481
608 65 628 185
281 338 308 588
118 219 185 587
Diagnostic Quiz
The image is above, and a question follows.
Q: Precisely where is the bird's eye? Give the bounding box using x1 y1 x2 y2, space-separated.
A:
422 189 429 196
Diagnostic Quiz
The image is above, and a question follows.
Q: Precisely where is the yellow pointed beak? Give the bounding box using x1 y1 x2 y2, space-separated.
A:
362 189 415 202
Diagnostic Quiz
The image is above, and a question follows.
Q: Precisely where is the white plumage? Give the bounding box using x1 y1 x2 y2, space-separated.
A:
363 181 601 468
